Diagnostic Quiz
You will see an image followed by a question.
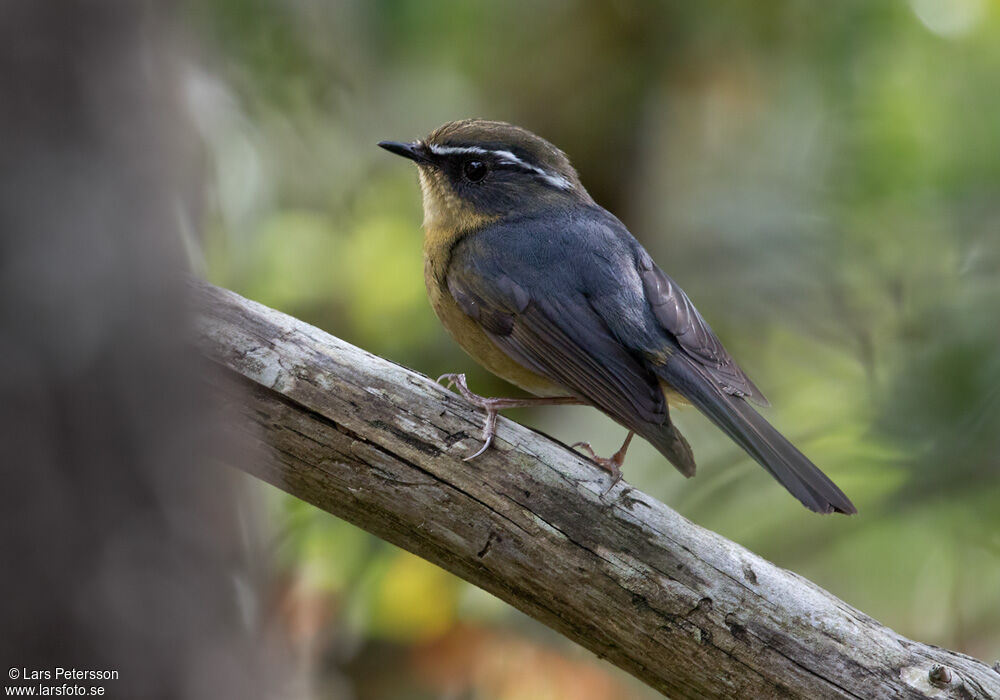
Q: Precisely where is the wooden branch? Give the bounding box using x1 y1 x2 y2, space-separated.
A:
191 279 1000 700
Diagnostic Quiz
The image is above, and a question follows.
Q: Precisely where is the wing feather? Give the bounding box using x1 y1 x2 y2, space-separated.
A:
637 252 769 406
447 271 666 426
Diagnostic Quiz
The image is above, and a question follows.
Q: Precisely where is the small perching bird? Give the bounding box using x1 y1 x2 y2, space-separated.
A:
379 119 856 514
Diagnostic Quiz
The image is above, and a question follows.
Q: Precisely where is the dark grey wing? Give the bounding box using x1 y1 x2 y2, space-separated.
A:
636 251 769 407
446 226 699 476
447 268 666 426
447 263 697 476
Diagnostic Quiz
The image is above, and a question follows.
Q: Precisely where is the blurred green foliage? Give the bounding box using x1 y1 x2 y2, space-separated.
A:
185 0 1000 696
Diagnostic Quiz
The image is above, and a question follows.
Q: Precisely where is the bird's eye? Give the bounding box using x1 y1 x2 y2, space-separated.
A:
462 159 489 183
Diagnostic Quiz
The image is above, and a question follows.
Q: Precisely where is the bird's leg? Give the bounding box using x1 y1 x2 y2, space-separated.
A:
437 373 582 461
572 431 635 495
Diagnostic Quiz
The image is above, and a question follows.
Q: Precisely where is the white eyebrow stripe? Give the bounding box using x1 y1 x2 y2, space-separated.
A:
425 143 572 190
426 144 487 157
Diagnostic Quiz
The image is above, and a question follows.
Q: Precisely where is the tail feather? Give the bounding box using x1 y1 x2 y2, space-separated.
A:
657 355 856 515
638 420 697 478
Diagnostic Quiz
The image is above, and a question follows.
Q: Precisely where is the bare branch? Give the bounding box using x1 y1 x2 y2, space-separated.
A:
192 279 1000 700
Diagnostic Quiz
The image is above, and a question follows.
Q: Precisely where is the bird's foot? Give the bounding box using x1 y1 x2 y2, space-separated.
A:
438 373 503 460
437 373 484 406
437 373 581 461
572 431 635 495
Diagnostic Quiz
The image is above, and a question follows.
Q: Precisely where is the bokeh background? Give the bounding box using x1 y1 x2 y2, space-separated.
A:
183 1 1000 697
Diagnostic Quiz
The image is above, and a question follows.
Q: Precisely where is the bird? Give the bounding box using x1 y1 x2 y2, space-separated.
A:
378 119 856 514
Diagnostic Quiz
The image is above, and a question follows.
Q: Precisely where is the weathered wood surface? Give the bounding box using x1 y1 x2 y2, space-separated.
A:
192 279 1000 700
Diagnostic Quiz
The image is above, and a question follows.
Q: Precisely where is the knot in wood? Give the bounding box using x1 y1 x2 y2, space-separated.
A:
928 664 952 687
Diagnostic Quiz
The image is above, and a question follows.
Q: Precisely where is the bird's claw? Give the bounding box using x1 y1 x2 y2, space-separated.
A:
437 372 466 392
572 439 628 495
437 373 583 463
437 373 498 460
462 434 494 461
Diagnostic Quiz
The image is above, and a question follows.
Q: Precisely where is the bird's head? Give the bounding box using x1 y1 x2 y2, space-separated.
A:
379 119 591 234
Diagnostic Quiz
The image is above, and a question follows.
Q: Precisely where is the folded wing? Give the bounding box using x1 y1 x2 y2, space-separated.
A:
446 253 697 476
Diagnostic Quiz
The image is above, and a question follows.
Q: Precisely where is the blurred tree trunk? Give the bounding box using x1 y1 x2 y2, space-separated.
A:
0 2 282 697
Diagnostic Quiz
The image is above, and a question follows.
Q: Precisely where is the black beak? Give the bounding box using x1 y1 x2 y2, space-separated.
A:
378 140 428 163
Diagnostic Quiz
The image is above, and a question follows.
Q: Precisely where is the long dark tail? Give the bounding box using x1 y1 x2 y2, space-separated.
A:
657 355 856 514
